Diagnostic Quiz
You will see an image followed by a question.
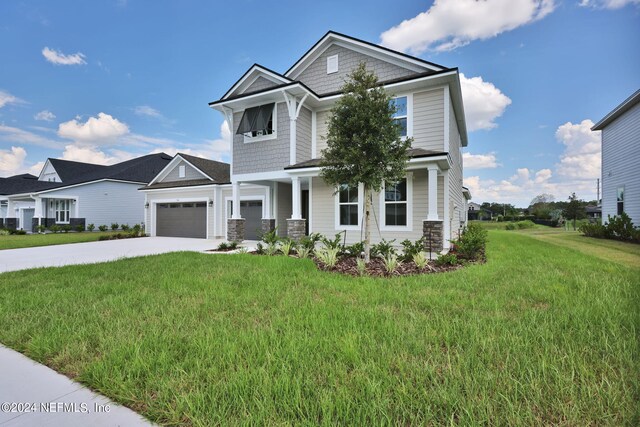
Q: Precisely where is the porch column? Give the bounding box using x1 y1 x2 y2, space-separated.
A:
227 181 245 242
261 184 275 237
33 196 43 231
283 91 308 165
427 165 439 221
423 165 443 253
287 176 305 241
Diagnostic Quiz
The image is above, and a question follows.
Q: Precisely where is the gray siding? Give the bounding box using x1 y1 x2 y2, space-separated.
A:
43 181 145 227
297 106 312 163
413 88 445 152
161 160 207 182
601 101 640 223
232 103 290 174
315 110 330 155
310 170 444 246
296 44 416 95
276 182 292 236
244 76 279 94
448 97 465 240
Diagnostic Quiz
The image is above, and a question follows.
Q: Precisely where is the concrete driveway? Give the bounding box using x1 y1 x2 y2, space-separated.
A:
0 237 223 273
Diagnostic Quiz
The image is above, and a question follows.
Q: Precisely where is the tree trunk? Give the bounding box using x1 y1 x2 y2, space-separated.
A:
573 218 576 231
364 186 371 263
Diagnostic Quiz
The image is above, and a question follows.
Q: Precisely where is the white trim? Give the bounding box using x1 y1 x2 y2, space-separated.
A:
285 33 443 79
391 93 413 139
242 102 278 143
426 165 440 221
334 183 364 231
150 197 210 238
8 179 146 199
379 172 413 232
309 177 313 233
444 86 450 152
224 195 266 238
149 155 213 185
232 170 292 182
443 170 450 250
223 64 291 100
140 184 218 193
311 110 317 158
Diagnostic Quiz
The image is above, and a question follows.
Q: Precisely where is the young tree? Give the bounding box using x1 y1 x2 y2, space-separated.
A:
321 63 412 262
563 192 586 230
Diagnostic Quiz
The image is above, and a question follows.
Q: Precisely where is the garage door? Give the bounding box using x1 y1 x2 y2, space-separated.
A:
240 200 262 240
156 202 206 238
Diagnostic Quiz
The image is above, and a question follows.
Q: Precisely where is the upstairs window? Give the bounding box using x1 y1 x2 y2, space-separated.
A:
391 96 407 137
236 103 276 140
617 186 624 215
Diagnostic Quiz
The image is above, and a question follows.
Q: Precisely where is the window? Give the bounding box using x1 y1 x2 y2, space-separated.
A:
178 165 186 178
617 186 624 215
338 184 359 226
55 200 70 223
327 54 338 74
391 96 408 137
384 179 408 226
236 103 276 141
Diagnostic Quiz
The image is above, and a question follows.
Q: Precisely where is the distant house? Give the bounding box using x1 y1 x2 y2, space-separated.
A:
0 154 172 232
584 205 601 220
468 201 492 221
592 89 640 223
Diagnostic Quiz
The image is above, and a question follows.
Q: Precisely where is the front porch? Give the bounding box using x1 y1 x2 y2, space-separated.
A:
2 195 85 232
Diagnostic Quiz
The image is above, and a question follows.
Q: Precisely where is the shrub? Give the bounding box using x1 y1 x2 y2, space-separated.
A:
321 233 343 251
15 229 27 235
280 239 295 256
98 225 108 232
356 258 367 276
581 213 639 243
579 222 607 239
299 233 322 253
36 224 46 233
435 253 458 266
315 247 339 269
75 224 85 232
371 239 396 258
261 227 280 245
345 241 364 257
517 220 535 229
266 243 279 256
453 222 487 261
111 223 120 231
131 224 142 236
383 253 401 274
296 246 312 259
49 224 61 233
87 223 95 232
62 225 72 233
400 238 424 262
0 229 9 236
236 247 248 254
255 242 265 255
121 224 130 232
412 251 429 270
217 241 230 251
505 223 517 230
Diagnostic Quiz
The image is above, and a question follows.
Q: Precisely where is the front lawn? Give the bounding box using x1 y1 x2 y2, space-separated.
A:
0 231 638 425
0 231 118 250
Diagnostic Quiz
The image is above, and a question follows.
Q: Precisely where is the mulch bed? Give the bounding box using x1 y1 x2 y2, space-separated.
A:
315 256 463 277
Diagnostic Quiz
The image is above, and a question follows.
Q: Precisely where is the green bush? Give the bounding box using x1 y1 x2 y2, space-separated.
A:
111 223 120 231
15 229 27 235
345 241 364 257
516 220 535 229
371 239 396 258
261 227 280 245
121 224 130 232
299 233 322 253
98 225 108 232
579 213 639 243
452 222 487 261
505 223 517 230
435 253 458 266
87 223 95 232
75 224 85 232
321 233 343 251
0 229 10 236
36 224 46 233
62 225 72 233
49 225 61 233
400 237 424 262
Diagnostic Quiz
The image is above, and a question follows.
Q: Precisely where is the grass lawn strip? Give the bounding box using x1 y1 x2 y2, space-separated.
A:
0 231 637 425
0 232 120 250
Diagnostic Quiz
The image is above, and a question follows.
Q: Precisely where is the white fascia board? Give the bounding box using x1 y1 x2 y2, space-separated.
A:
223 65 292 101
29 179 146 196
149 154 213 185
140 184 218 193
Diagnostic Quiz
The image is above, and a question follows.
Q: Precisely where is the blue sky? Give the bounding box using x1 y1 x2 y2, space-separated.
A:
0 0 638 206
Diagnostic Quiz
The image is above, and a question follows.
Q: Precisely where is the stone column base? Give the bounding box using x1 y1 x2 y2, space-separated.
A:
286 219 306 242
70 218 86 231
4 218 17 231
423 220 444 253
0 218 4 229
32 217 43 233
227 218 246 242
261 219 276 238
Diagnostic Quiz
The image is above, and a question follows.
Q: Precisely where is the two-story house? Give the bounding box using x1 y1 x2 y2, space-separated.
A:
142 31 469 251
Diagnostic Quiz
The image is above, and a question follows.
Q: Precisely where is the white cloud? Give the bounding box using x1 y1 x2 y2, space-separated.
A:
380 0 555 53
460 73 512 131
58 112 129 144
463 152 500 169
134 105 162 118
0 146 27 175
555 119 601 180
0 90 25 108
34 110 56 122
61 144 133 165
42 47 87 65
153 121 232 162
0 124 63 148
579 0 640 9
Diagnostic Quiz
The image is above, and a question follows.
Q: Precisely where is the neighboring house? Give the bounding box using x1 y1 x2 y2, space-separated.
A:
467 201 492 221
0 154 172 231
142 31 470 251
592 89 640 224
584 205 601 220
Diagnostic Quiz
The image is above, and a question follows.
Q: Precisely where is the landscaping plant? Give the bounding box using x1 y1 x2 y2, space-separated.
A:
279 239 295 256
371 239 396 258
98 225 108 232
356 257 367 276
382 253 401 274
400 237 425 262
435 252 458 266
111 223 119 231
412 251 429 270
315 246 339 269
87 223 95 232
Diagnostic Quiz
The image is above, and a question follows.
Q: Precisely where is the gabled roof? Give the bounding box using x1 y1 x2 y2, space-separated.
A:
221 64 292 101
285 31 446 79
592 88 640 131
177 153 230 183
2 153 173 197
144 153 230 189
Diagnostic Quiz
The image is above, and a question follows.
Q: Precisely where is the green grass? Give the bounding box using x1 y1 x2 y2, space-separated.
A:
0 231 638 425
0 232 118 250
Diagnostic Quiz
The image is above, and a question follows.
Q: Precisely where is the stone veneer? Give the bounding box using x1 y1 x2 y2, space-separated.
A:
4 218 17 231
261 219 276 238
423 220 444 253
70 218 86 230
286 219 306 242
227 218 246 242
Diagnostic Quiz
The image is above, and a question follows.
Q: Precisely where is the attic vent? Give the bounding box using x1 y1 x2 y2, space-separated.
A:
236 103 275 137
327 54 338 74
